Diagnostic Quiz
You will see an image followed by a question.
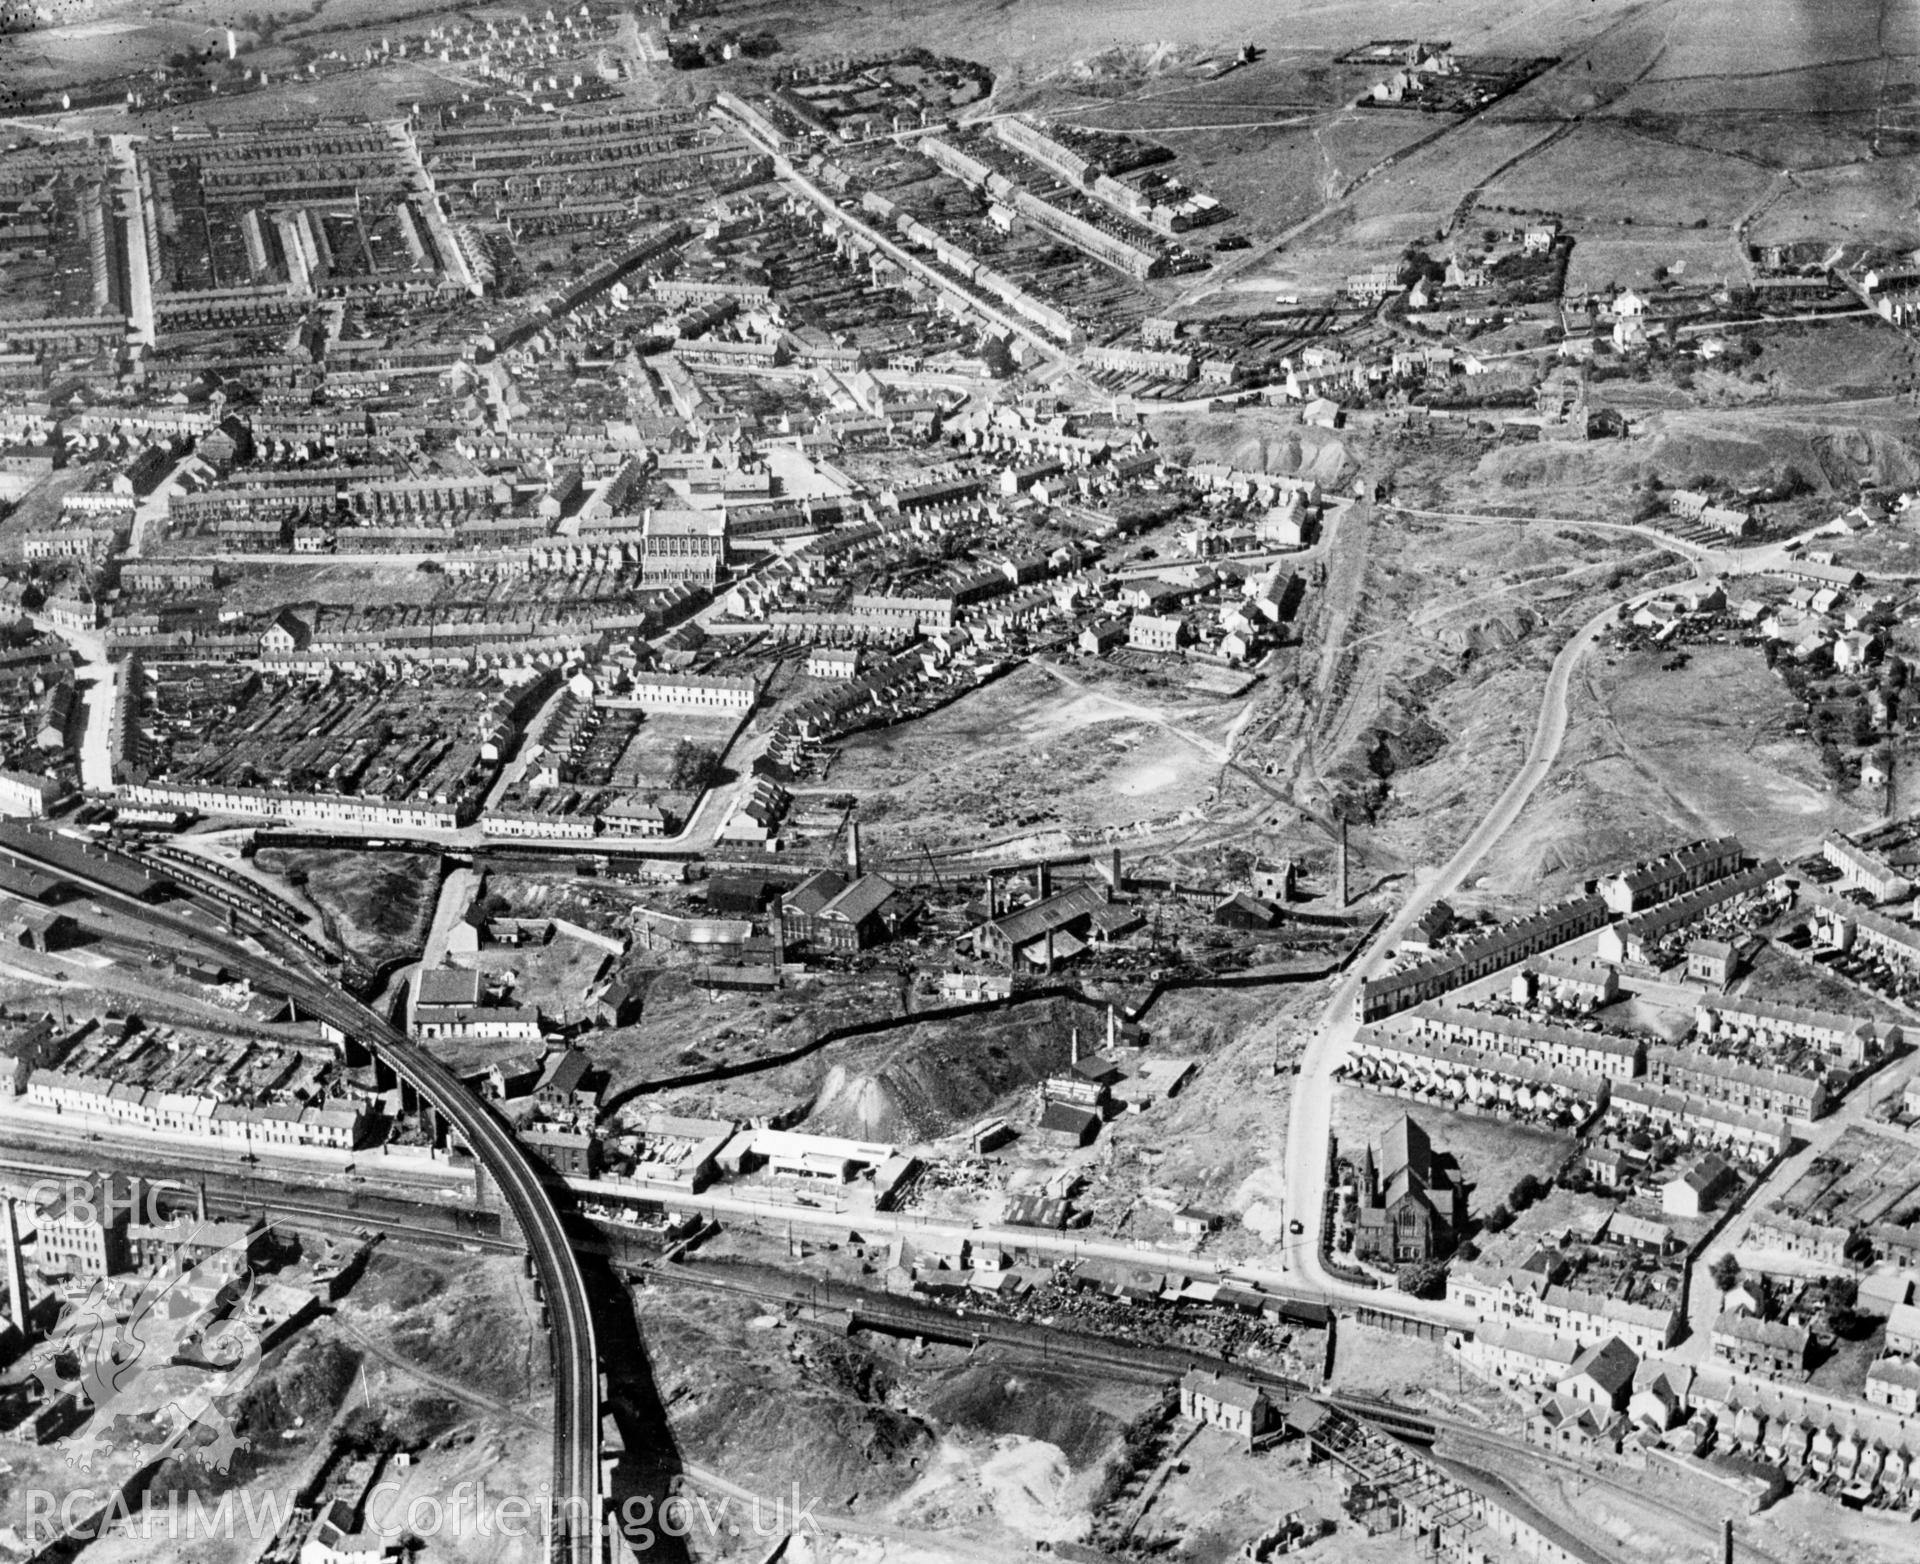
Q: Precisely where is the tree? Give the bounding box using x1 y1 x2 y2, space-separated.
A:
1710 1253 1741 1294
667 741 723 794
1851 698 1876 748
1483 1203 1514 1234
1397 1260 1447 1298
1509 1173 1547 1213
1827 1273 1862 1336
1843 1232 1874 1267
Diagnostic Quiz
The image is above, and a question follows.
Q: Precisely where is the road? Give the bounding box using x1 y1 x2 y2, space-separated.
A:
578 1173 1332 1300
28 611 117 793
1376 501 1822 578
721 117 1075 374
1678 1035 1920 1358
0 834 604 1563
1269 498 1902 1316
104 134 153 344
1279 562 1715 1316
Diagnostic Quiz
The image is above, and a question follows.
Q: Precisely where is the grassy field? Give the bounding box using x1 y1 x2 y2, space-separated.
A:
1750 158 1920 249
212 562 447 615
1482 123 1773 232
1562 233 1753 296
1738 942 1916 1029
256 847 442 971
818 659 1245 858
1230 508 1680 910
1331 1079 1578 1227
1723 318 1920 403
1477 639 1862 905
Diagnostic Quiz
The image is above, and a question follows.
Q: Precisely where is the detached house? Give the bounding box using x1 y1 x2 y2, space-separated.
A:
259 609 313 655
1663 1153 1736 1218
1179 1370 1278 1448
1556 1336 1638 1412
1129 612 1187 654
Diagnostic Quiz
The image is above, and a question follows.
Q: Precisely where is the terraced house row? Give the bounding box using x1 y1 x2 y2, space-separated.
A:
1447 1262 1682 1357
1597 836 1745 914
1356 895 1610 1021
25 1070 369 1150
1400 1004 1646 1079
1693 993 1901 1066
1343 1028 1604 1118
1642 1044 1830 1122
1594 860 1786 966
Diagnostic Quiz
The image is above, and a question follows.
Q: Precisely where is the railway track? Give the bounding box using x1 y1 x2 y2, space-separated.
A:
0 831 604 1563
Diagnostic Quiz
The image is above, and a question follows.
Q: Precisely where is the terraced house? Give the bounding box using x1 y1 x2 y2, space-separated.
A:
1595 861 1785 966
1821 830 1912 903
1643 1044 1830 1122
1448 1262 1682 1357
1693 994 1899 1067
1403 1005 1646 1080
1355 895 1610 1021
1597 837 1744 915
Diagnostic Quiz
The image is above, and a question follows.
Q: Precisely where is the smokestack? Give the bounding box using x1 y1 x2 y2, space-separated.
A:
1038 861 1051 900
197 1180 207 1224
846 821 862 877
1108 846 1123 893
985 871 995 919
1107 1005 1117 1050
1071 1026 1079 1067
2 1199 27 1338
1722 1520 1733 1564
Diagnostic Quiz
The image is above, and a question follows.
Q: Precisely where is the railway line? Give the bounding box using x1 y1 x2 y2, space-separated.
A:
0 828 604 1564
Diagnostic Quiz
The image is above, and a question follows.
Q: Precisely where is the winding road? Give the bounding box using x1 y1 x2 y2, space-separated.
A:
1278 587 1651 1307
1269 499 1834 1309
